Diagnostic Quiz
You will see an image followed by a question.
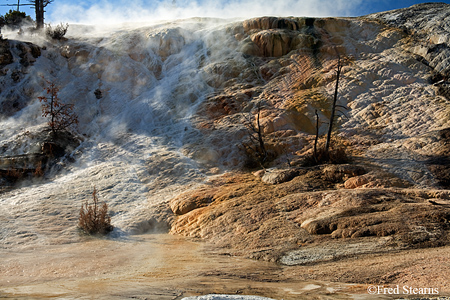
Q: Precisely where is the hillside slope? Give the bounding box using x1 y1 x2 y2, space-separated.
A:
0 3 449 291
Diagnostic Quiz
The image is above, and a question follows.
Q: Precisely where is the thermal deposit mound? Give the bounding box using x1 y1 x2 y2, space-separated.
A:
1 2 450 296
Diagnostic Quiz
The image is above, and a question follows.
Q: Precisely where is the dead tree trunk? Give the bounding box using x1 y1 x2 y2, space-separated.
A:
243 102 268 167
325 56 343 154
314 109 319 162
29 0 52 29
36 0 44 28
255 104 267 163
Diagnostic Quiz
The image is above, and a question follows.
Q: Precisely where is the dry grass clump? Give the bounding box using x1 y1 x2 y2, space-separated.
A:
78 187 113 235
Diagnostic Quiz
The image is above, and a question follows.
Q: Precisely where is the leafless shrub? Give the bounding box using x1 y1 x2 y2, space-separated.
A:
78 187 113 235
45 22 68 40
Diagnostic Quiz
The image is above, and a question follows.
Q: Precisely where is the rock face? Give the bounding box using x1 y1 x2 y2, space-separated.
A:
4 6 447 186
260 168 302 184
0 38 42 117
0 129 82 183
238 17 319 57
0 39 13 66
16 41 41 67
194 3 450 187
170 173 450 263
368 3 450 77
0 38 41 67
170 186 217 215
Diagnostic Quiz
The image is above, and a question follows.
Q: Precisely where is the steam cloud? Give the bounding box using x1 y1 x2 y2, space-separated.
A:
48 0 364 24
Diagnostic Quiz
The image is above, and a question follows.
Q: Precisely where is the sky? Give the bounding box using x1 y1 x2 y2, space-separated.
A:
1 0 450 24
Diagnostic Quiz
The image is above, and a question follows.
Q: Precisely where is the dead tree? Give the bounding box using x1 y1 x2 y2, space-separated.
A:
325 55 343 155
31 0 52 29
243 102 268 167
314 109 319 162
306 54 349 166
38 79 78 138
1 0 52 28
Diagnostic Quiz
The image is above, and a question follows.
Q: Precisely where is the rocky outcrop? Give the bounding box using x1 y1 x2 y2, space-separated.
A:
0 129 82 188
170 186 218 215
2 1 450 255
245 30 299 57
1 7 450 295
322 164 366 182
0 38 13 66
242 17 303 32
260 168 302 184
237 17 320 57
60 44 90 62
0 153 47 170
343 172 411 189
170 172 450 263
16 42 41 67
0 39 42 118
0 39 41 68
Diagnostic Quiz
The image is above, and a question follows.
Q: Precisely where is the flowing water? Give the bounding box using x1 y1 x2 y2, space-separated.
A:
0 18 241 246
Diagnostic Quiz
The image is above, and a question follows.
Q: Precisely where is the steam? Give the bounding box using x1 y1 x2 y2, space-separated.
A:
48 0 365 25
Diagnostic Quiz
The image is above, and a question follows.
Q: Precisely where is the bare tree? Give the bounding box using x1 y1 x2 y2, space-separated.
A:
243 102 268 167
325 55 343 155
304 54 350 166
314 109 319 162
38 78 78 138
0 0 52 28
